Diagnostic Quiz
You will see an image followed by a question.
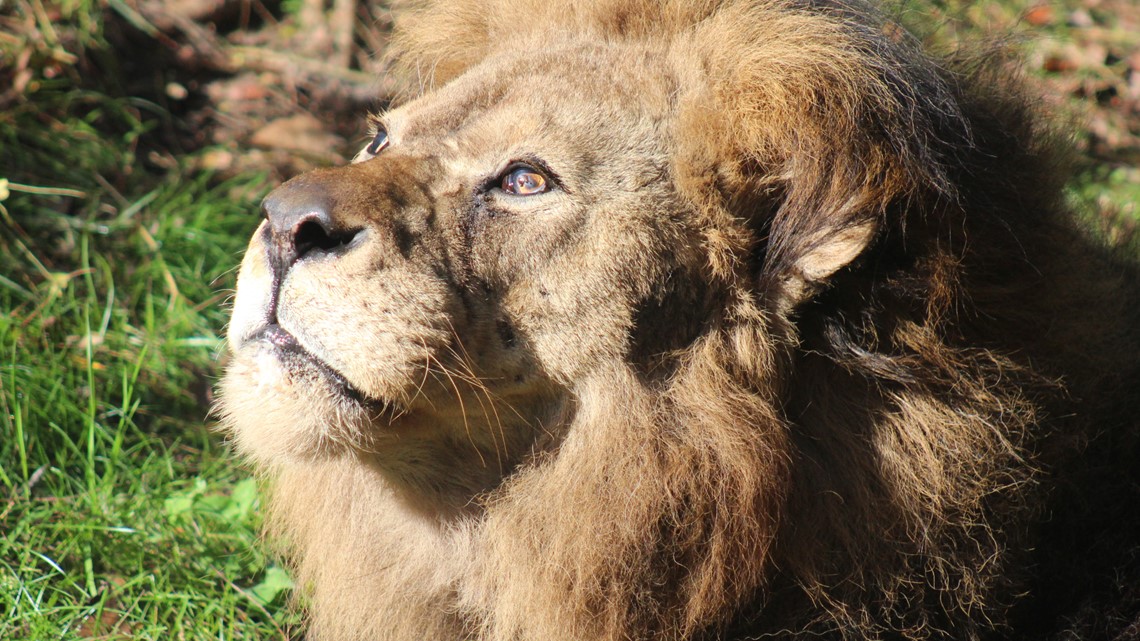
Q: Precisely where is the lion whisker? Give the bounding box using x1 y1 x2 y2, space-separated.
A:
440 323 511 467
425 351 487 468
435 345 506 469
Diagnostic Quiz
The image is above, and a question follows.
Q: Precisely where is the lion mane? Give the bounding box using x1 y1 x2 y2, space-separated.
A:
219 1 1140 639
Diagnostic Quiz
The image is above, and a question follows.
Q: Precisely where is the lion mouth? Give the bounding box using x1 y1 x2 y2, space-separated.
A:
250 323 379 408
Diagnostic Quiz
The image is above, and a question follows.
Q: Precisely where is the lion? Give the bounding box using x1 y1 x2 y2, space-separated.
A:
217 1 1140 639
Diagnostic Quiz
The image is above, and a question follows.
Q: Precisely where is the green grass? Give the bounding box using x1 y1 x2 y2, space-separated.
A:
0 1 297 636
0 171 298 637
0 0 1136 639
0 156 299 636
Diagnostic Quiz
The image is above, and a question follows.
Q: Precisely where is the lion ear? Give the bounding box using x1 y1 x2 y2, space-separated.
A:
763 204 880 308
793 219 877 283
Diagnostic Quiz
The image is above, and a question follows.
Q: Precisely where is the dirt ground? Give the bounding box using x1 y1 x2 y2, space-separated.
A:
1027 0 1140 162
4 0 1139 188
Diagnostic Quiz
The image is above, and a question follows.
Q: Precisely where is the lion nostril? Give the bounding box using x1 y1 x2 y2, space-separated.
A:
293 217 358 259
262 176 363 271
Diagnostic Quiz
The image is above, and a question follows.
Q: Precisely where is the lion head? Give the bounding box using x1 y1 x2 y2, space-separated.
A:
219 1 1140 639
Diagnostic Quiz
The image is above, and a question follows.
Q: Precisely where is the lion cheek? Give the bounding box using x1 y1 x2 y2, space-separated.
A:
500 268 639 383
512 301 631 383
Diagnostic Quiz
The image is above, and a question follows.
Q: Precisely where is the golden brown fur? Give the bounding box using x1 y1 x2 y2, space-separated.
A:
218 1 1140 639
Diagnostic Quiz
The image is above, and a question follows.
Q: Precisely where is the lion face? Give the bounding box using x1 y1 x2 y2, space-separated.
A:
221 43 715 487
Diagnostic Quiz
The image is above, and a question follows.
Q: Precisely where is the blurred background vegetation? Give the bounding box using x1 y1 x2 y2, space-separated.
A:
1 0 1138 638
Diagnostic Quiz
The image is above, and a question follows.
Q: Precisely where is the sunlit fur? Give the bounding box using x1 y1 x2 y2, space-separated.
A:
219 1 1140 639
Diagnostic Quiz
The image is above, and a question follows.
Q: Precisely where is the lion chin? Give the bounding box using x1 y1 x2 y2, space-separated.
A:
217 1 1140 639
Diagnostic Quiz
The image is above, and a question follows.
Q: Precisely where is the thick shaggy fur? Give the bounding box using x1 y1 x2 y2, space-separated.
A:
219 1 1140 639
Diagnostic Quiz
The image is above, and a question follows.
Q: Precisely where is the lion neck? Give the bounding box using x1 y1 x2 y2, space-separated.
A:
343 391 571 518
268 340 792 640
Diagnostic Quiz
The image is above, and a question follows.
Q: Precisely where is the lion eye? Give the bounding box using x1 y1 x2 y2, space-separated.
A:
364 127 389 156
501 166 548 196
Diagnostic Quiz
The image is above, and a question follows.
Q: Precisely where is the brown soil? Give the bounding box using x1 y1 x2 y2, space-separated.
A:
5 0 1138 187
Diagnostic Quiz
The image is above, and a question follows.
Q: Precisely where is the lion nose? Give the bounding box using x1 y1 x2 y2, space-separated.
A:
260 179 360 269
